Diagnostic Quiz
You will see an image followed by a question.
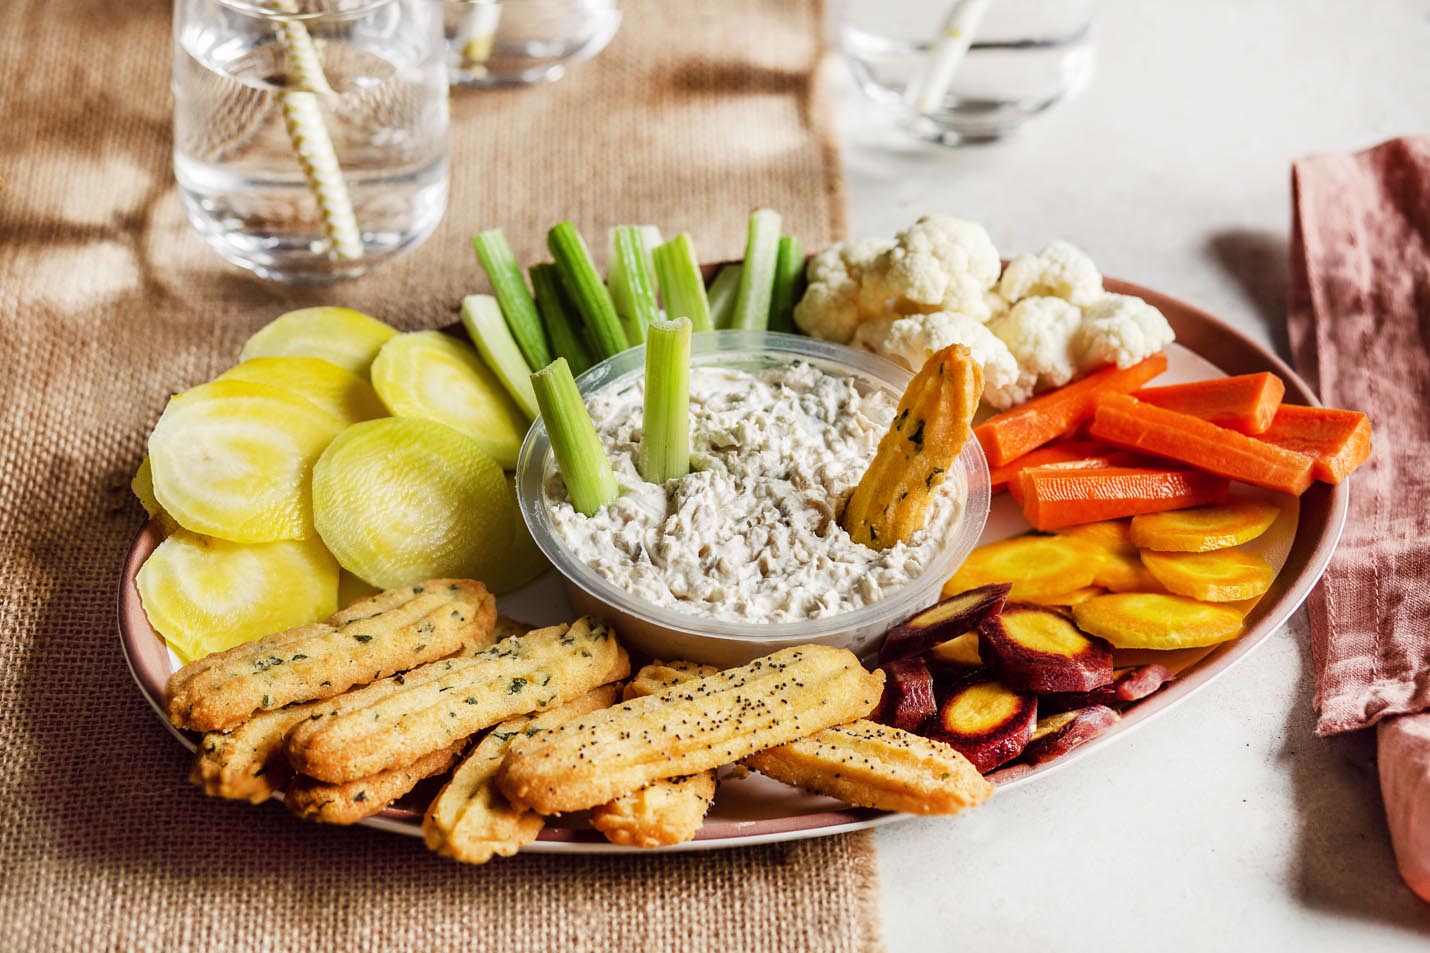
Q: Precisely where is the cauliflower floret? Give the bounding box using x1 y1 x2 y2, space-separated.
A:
988 296 1082 393
858 216 1001 322
1074 293 1176 371
793 238 896 344
998 239 1103 307
853 312 1031 410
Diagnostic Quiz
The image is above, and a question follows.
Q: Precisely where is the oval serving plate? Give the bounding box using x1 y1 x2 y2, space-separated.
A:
118 276 1347 853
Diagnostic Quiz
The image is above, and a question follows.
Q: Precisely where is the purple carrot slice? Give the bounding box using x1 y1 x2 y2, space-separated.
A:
876 658 937 732
926 676 1037 773
978 604 1114 694
1021 705 1120 765
879 583 1011 664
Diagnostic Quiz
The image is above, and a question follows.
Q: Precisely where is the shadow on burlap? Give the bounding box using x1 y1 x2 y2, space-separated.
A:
0 1 879 949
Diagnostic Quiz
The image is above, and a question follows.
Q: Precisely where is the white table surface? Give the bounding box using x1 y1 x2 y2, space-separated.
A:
840 2 1430 950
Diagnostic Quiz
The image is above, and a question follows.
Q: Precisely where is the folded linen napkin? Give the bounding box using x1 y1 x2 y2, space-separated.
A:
1289 135 1430 901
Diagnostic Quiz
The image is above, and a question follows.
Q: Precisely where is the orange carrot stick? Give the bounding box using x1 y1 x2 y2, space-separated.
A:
1005 451 1152 505
1018 466 1229 531
1133 372 1285 434
975 354 1168 467
1255 404 1371 484
988 440 1115 494
1089 394 1314 495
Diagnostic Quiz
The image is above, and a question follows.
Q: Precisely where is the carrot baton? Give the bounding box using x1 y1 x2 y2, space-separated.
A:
1017 465 1229 530
1254 404 1371 484
974 354 1168 467
987 440 1116 494
1088 394 1314 495
1133 372 1285 434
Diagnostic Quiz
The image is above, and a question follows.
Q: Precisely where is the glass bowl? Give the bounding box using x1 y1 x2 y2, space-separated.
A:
515 330 991 666
437 0 621 87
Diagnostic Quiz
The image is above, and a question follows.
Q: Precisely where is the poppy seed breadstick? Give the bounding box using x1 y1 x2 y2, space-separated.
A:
423 685 620 864
284 739 467 825
497 644 884 815
166 579 497 732
285 618 629 784
589 661 723 848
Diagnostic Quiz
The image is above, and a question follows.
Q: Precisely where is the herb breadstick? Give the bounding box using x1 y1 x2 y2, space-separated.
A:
285 740 467 825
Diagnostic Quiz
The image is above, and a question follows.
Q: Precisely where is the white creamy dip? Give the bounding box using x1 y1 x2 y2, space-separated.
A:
543 361 963 623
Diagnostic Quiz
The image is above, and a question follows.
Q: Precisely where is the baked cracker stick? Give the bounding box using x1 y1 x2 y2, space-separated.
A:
190 663 420 802
285 618 629 784
616 661 993 816
497 644 884 815
423 685 620 864
166 579 497 732
842 344 982 549
285 740 467 825
588 661 723 848
744 720 994 815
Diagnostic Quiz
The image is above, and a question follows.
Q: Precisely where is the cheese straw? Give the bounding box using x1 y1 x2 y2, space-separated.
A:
272 1 363 261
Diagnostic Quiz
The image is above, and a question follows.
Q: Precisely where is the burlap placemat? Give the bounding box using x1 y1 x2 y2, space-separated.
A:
0 1 877 949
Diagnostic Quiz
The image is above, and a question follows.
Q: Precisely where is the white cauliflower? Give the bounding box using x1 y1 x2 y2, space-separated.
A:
998 239 1103 307
988 296 1083 393
1074 293 1176 371
853 312 1031 410
858 215 1001 322
792 238 896 344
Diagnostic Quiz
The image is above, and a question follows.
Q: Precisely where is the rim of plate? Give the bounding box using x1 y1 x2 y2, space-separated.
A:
116 274 1348 853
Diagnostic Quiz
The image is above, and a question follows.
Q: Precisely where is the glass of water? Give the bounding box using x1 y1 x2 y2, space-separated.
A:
174 0 450 284
436 0 621 88
838 0 1095 145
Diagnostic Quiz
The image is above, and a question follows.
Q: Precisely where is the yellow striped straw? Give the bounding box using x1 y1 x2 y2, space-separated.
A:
272 1 363 261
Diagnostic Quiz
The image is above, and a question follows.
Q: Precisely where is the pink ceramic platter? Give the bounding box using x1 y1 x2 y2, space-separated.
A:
118 276 1347 853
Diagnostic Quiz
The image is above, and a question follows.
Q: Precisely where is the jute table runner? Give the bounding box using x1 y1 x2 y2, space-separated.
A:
0 1 878 949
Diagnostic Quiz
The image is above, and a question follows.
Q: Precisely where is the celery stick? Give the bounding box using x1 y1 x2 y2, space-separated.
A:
730 209 783 330
529 263 594 377
548 221 629 360
652 233 713 332
768 235 805 333
638 317 692 485
472 229 551 371
707 264 742 330
460 294 539 420
608 226 661 345
531 358 618 516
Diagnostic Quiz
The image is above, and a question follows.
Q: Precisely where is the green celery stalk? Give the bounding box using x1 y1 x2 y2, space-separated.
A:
638 317 692 484
707 263 742 329
547 221 629 360
608 226 661 345
531 358 619 516
472 229 552 371
529 263 594 376
460 294 539 420
652 233 713 332
729 208 783 330
768 235 805 333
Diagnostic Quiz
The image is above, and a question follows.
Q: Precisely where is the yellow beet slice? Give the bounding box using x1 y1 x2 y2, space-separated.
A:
1139 549 1275 602
1129 501 1281 552
131 457 180 535
479 477 550 595
928 632 981 667
148 380 344 542
312 417 514 589
1024 586 1104 607
239 307 397 378
1090 548 1165 593
137 529 338 663
219 356 386 426
1072 593 1244 650
371 330 528 470
1058 519 1135 555
944 535 1105 601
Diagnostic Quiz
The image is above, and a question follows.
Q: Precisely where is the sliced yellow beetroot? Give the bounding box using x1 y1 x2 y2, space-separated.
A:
1022 705 1120 765
877 658 937 732
879 583 1011 664
928 677 1037 773
977 604 1114 693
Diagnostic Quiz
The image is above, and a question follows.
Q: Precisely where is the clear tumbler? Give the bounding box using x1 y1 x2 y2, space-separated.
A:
173 0 450 283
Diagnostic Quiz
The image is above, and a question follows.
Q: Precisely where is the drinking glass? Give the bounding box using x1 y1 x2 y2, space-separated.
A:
173 0 450 284
838 0 1095 144
437 0 621 88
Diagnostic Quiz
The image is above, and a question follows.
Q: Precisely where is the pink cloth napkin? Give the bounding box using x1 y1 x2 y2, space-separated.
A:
1289 135 1430 901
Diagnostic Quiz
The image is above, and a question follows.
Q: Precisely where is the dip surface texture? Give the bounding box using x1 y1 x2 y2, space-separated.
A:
543 361 962 623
